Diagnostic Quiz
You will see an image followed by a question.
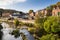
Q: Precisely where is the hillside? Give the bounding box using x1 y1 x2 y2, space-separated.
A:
0 8 22 13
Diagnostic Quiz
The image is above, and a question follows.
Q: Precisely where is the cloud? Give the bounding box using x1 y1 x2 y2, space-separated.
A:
0 0 26 6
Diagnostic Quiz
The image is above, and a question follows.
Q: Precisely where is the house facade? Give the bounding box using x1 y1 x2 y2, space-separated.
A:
2 12 20 17
35 9 47 17
2 12 11 17
52 7 60 16
29 12 35 19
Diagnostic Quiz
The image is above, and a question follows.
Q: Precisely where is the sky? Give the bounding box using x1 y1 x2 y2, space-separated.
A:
0 0 60 12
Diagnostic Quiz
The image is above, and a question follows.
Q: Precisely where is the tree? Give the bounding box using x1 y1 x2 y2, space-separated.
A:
46 4 57 16
29 10 33 13
50 4 57 8
56 2 60 8
46 7 52 16
57 2 60 6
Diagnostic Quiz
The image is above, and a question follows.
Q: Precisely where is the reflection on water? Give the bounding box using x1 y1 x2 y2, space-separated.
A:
1 22 35 40
1 28 22 40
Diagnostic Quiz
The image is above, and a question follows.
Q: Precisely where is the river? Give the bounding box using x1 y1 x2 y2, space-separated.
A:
1 22 35 40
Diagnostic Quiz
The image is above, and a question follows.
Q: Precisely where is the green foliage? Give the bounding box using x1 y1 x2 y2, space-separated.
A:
44 16 60 33
29 28 35 34
35 17 47 28
46 2 60 16
50 4 57 8
57 2 60 6
24 23 34 27
35 28 47 37
14 19 19 28
19 21 24 26
20 33 27 40
46 4 57 16
40 34 52 40
34 17 47 38
34 16 60 40
34 2 60 40
57 2 60 8
58 12 60 16
34 16 47 38
29 10 34 13
37 12 45 17
11 29 20 38
51 22 60 33
46 6 52 16
40 34 60 40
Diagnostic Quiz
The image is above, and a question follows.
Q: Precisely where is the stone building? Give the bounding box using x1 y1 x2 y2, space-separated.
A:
2 12 11 17
52 6 60 16
29 12 35 19
35 9 47 17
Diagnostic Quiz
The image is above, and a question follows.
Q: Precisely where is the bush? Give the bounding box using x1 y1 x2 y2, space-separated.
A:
34 16 47 39
40 34 60 40
35 28 47 37
14 19 19 28
34 16 60 40
28 28 35 34
19 21 24 26
20 33 27 40
44 16 60 33
40 34 52 40
35 17 47 28
11 29 20 38
24 23 34 27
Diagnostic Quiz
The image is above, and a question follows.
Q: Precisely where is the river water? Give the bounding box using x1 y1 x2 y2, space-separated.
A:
1 22 35 40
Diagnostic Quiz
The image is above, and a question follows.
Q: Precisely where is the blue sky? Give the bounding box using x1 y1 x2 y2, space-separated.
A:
0 0 60 12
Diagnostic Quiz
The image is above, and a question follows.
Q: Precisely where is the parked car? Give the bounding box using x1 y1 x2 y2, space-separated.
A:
9 13 29 19
9 13 20 19
22 15 29 19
